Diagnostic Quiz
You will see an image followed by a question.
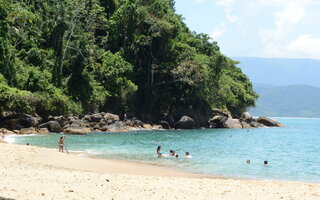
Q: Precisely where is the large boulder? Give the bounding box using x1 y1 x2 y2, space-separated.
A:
250 121 266 128
240 112 253 123
174 116 195 129
0 114 41 130
40 121 61 133
63 127 90 135
103 113 120 122
132 119 143 127
241 121 252 129
107 121 126 132
48 116 68 127
208 115 227 128
158 120 171 129
90 113 103 122
222 118 242 129
257 117 284 127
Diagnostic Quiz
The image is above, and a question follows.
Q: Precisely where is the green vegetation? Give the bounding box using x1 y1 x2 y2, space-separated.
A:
0 0 257 120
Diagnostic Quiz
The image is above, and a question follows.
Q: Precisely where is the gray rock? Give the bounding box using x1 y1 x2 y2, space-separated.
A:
48 116 68 127
40 121 61 133
222 118 242 129
250 121 266 128
107 119 113 125
175 116 195 129
133 119 143 127
100 125 109 131
107 121 126 132
20 114 41 128
91 113 103 122
84 115 91 121
257 117 284 127
241 121 252 129
68 116 79 122
240 112 253 123
158 121 171 129
1 114 41 130
209 115 227 128
93 124 100 130
63 127 89 135
104 113 120 122
125 120 133 126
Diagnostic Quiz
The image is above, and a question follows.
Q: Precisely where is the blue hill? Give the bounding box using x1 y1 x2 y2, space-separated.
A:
248 84 320 117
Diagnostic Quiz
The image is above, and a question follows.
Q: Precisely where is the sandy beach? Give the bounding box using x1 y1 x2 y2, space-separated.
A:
0 142 319 200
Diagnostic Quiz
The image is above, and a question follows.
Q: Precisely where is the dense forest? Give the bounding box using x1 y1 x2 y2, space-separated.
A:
0 0 257 125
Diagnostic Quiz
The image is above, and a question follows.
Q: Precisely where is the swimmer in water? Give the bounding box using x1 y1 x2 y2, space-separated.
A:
264 160 268 166
185 152 192 159
157 146 162 158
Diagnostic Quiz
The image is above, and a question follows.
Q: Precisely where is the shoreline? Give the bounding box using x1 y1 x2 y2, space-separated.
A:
3 136 320 184
1 142 319 200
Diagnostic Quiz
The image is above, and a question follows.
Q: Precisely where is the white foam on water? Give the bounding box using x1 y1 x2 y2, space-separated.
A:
85 149 104 155
4 135 16 143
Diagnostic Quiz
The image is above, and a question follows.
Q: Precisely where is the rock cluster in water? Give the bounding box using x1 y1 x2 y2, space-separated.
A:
0 110 284 135
209 110 284 129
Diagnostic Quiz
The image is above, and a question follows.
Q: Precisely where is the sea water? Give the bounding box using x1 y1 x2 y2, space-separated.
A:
7 118 320 182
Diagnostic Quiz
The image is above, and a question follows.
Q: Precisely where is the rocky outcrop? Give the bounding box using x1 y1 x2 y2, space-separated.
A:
40 121 61 133
209 110 284 129
257 117 284 127
0 114 41 130
0 109 285 136
174 116 195 129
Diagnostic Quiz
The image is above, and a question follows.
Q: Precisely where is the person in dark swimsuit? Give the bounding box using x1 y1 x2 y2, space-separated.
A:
58 136 65 153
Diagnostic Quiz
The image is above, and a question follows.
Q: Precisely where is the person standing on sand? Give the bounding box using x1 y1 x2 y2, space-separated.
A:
58 136 65 153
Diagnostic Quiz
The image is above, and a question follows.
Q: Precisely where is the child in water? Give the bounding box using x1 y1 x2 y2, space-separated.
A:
185 152 192 159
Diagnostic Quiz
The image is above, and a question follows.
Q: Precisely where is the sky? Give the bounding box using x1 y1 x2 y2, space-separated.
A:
174 0 320 59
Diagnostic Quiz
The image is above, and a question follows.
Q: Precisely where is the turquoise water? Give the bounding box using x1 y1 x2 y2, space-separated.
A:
7 118 320 182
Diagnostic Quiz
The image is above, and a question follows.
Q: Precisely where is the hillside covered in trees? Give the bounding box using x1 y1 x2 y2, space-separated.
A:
0 0 257 125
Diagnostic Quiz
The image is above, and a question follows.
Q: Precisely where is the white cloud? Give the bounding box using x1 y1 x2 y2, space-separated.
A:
288 35 320 59
259 0 312 58
260 1 305 42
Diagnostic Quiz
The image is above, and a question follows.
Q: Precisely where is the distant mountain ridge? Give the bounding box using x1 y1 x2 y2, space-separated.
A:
233 57 320 87
233 57 320 117
248 84 320 117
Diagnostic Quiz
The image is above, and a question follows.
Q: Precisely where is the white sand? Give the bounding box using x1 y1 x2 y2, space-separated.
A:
0 143 319 200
